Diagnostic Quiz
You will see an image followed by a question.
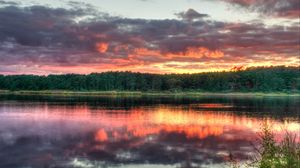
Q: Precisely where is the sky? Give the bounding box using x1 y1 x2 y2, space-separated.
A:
0 0 299 74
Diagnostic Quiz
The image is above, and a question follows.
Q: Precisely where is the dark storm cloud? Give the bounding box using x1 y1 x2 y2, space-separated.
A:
221 0 300 18
0 3 299 73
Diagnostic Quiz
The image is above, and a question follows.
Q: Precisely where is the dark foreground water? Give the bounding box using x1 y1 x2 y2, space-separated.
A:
0 95 299 168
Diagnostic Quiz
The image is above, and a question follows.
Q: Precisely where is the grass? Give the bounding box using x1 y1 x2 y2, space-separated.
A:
229 124 300 168
255 125 300 168
0 90 299 97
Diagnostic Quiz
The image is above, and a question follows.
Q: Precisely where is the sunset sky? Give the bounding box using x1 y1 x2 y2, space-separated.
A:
0 0 299 74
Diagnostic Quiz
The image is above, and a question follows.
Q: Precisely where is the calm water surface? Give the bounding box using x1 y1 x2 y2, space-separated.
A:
0 95 299 168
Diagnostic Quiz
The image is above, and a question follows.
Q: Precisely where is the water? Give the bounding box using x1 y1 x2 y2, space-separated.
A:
0 95 299 168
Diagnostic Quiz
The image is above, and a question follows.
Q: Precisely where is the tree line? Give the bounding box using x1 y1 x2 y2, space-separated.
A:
0 66 299 92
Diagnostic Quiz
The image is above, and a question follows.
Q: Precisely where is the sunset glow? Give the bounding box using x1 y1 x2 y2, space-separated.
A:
0 0 299 74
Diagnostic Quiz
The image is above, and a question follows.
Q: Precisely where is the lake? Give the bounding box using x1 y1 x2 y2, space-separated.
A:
0 95 299 168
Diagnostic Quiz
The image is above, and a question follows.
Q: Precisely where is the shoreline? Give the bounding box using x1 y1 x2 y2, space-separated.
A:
0 90 299 97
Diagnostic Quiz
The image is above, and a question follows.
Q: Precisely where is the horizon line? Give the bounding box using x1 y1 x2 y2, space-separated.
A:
1 65 299 76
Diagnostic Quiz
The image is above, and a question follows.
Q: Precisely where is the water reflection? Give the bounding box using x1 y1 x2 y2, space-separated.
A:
0 96 299 168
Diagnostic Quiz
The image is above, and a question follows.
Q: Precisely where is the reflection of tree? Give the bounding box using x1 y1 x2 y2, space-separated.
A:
1 95 299 119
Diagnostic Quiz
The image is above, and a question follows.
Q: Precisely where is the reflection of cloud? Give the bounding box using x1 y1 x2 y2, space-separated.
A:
95 129 108 142
130 125 224 139
92 106 299 146
0 101 299 167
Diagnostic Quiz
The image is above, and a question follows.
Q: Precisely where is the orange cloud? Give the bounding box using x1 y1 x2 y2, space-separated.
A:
133 48 162 57
179 47 224 58
96 42 109 53
132 47 224 59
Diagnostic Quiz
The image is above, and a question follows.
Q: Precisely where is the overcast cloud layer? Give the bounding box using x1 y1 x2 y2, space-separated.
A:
0 0 299 74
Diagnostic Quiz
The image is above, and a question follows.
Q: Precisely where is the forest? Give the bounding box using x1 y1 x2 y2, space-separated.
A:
0 66 299 92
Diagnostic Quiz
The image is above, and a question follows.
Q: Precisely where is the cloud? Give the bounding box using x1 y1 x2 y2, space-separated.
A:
0 3 299 74
96 42 109 53
0 0 18 5
221 0 300 18
176 8 209 21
